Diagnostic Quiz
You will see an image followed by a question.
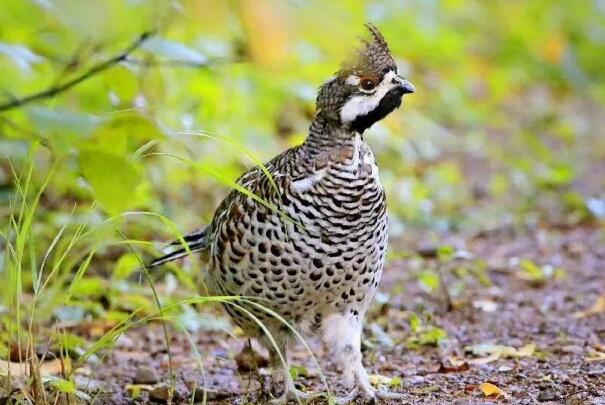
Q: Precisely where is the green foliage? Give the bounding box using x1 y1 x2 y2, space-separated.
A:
79 150 143 215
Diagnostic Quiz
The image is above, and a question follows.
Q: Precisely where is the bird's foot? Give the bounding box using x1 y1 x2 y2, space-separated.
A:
268 386 320 404
335 386 405 404
376 387 406 401
334 387 360 405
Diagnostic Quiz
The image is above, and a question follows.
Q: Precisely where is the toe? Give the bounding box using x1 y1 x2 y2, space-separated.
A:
376 388 406 400
334 387 360 405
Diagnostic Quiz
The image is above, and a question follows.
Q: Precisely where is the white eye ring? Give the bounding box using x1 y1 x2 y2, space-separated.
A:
359 86 376 94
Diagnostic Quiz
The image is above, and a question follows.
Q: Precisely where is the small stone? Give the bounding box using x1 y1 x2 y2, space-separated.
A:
537 389 559 402
134 366 160 384
192 386 233 402
587 367 605 377
74 375 107 392
150 384 171 402
116 334 135 348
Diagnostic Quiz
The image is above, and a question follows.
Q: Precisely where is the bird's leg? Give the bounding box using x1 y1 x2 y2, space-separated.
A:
322 312 404 404
322 313 374 403
262 333 319 404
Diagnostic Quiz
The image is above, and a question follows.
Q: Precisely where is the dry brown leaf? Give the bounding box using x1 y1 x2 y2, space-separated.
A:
438 362 470 373
573 296 605 318
480 382 506 398
0 358 68 377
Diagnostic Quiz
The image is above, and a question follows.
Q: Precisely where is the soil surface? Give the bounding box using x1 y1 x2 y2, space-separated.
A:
78 224 605 404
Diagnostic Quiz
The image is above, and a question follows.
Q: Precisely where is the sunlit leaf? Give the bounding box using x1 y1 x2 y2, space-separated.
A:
47 377 76 394
479 382 505 398
79 149 143 215
289 365 309 379
418 270 440 292
113 253 139 280
467 342 536 364
416 327 447 346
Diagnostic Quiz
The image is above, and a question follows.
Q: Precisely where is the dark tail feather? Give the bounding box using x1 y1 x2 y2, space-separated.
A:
148 226 209 268
169 227 207 246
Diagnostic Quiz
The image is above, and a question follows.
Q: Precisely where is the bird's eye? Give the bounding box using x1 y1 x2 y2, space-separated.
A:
360 78 376 92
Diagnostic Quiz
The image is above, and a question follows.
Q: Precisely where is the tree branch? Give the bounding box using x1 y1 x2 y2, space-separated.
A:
0 30 155 113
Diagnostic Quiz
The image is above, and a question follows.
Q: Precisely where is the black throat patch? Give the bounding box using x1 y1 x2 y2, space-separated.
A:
349 87 404 133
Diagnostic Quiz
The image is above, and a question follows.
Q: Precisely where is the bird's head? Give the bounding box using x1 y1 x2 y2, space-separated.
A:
316 24 415 133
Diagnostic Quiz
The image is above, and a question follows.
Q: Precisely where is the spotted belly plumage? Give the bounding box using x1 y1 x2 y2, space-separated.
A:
206 132 387 334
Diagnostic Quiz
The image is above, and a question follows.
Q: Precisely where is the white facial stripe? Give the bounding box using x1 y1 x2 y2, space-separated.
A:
346 75 360 86
340 70 399 123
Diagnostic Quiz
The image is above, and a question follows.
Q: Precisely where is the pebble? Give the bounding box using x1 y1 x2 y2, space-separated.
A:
134 366 160 384
115 334 135 348
537 389 559 402
74 375 107 392
150 384 171 402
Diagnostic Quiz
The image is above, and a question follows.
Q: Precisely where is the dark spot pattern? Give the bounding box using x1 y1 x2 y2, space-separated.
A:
204 119 388 340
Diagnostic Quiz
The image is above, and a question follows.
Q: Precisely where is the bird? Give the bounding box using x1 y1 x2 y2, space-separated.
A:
150 23 415 404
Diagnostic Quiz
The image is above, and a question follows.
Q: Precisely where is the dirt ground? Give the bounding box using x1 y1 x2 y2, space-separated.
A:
77 224 604 404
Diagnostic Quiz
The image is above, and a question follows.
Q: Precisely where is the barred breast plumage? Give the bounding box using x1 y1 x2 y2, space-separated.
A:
150 23 414 404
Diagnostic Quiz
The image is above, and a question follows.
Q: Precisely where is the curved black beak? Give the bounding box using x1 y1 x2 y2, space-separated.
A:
393 75 415 94
401 79 415 94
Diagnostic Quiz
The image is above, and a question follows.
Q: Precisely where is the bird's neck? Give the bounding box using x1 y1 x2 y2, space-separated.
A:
303 114 360 155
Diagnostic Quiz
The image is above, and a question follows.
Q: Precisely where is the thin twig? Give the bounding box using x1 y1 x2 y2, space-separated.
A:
123 56 240 69
0 30 156 113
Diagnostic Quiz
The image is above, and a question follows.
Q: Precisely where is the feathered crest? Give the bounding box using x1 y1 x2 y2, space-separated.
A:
341 23 396 76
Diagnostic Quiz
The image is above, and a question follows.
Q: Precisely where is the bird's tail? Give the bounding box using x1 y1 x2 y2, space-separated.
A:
148 226 209 268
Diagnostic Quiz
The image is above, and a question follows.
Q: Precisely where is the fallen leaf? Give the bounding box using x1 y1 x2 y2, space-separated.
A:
369 374 395 386
46 377 76 394
480 382 506 398
467 342 535 364
59 319 118 338
369 374 403 388
0 358 68 377
438 361 470 373
126 384 154 399
573 296 605 318
585 351 605 362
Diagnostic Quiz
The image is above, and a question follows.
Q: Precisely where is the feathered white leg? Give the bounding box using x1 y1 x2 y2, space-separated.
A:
322 312 404 404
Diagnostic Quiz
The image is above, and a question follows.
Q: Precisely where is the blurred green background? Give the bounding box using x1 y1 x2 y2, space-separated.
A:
1 0 604 362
